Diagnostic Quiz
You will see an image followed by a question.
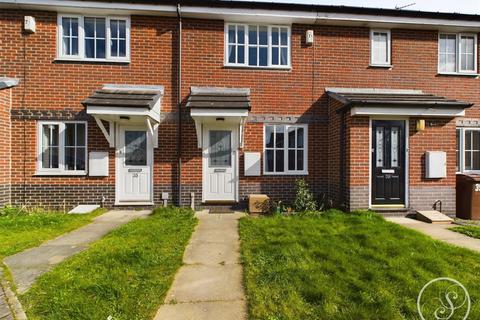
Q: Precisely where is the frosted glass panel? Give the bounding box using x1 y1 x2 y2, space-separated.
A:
376 127 384 167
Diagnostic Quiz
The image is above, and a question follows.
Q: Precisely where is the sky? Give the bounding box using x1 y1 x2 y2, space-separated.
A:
246 0 480 15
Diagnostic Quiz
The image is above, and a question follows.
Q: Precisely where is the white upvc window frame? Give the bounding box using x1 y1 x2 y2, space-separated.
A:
263 124 308 175
370 29 391 67
456 128 463 174
36 121 88 176
457 127 480 174
57 14 131 63
438 32 478 75
224 23 291 69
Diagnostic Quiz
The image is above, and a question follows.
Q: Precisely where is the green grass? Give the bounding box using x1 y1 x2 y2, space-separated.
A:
239 210 480 320
0 206 106 259
450 225 480 239
21 207 197 320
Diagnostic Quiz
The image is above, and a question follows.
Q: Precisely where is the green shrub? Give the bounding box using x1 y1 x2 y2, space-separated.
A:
293 178 317 212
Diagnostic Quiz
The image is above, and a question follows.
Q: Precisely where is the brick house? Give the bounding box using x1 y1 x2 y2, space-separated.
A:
0 0 479 215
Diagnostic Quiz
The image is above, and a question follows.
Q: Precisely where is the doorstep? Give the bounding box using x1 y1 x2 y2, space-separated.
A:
370 205 409 216
114 202 154 206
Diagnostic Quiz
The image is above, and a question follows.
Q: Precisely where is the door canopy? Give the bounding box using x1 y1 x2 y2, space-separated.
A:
82 84 164 147
187 86 251 148
326 88 473 117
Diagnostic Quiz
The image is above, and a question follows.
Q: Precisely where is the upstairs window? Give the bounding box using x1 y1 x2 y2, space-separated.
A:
58 14 130 62
370 29 391 66
84 17 106 59
37 121 87 175
439 33 477 74
264 124 307 174
226 24 291 68
61 17 79 57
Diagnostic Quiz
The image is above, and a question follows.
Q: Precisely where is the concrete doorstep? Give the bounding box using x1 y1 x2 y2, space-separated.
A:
154 211 248 320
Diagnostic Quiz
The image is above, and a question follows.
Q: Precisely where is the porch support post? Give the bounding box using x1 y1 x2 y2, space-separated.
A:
194 120 202 148
239 117 246 149
94 116 115 147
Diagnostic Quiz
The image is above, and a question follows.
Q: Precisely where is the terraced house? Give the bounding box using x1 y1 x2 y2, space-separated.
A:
0 0 479 215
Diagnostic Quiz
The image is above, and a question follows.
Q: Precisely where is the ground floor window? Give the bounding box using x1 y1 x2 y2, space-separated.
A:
37 121 87 175
457 128 480 173
264 124 308 174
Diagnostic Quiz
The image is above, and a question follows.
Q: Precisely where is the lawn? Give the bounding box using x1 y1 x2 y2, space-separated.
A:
21 207 197 320
450 225 480 239
0 206 106 259
239 210 480 320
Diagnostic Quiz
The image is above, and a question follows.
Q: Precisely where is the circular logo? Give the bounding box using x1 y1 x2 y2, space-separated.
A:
417 277 471 320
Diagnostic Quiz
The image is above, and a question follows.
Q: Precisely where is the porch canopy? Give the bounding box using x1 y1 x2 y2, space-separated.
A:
326 88 473 117
187 86 251 148
82 84 164 147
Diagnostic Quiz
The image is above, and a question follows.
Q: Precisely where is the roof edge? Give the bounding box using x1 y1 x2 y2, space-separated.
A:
326 87 423 95
191 86 250 96
103 84 164 95
0 77 19 90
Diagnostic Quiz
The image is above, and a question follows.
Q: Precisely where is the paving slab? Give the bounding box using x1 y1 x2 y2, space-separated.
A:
154 300 247 320
3 210 151 293
154 211 247 320
165 264 245 303
387 217 480 252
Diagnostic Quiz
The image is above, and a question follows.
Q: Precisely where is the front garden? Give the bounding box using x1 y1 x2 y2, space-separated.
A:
0 206 105 259
239 211 480 319
20 206 197 320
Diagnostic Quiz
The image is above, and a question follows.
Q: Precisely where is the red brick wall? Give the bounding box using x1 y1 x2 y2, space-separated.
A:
1 9 479 211
0 10 178 198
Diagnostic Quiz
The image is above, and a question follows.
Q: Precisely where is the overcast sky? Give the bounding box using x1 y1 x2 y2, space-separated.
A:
246 0 480 15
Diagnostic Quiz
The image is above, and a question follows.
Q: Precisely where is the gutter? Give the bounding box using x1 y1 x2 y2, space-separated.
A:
3 0 480 29
177 3 182 207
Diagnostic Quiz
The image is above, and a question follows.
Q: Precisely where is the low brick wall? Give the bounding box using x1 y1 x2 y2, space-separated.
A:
409 186 456 215
11 184 115 210
0 184 10 207
349 185 370 211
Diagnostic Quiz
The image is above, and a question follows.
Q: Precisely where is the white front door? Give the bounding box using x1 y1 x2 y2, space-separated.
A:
203 126 238 202
116 126 153 204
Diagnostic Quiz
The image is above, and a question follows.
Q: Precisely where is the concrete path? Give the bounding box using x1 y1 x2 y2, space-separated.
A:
387 217 480 252
154 211 247 320
0 270 13 320
3 210 151 294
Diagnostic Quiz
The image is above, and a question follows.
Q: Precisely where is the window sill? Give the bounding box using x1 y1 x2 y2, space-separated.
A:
437 72 478 77
223 64 292 71
54 58 130 64
263 171 308 176
369 64 392 68
34 171 87 176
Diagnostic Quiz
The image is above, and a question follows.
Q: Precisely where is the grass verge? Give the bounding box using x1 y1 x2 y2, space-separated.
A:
239 210 480 320
20 207 197 320
0 206 106 259
450 225 480 239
